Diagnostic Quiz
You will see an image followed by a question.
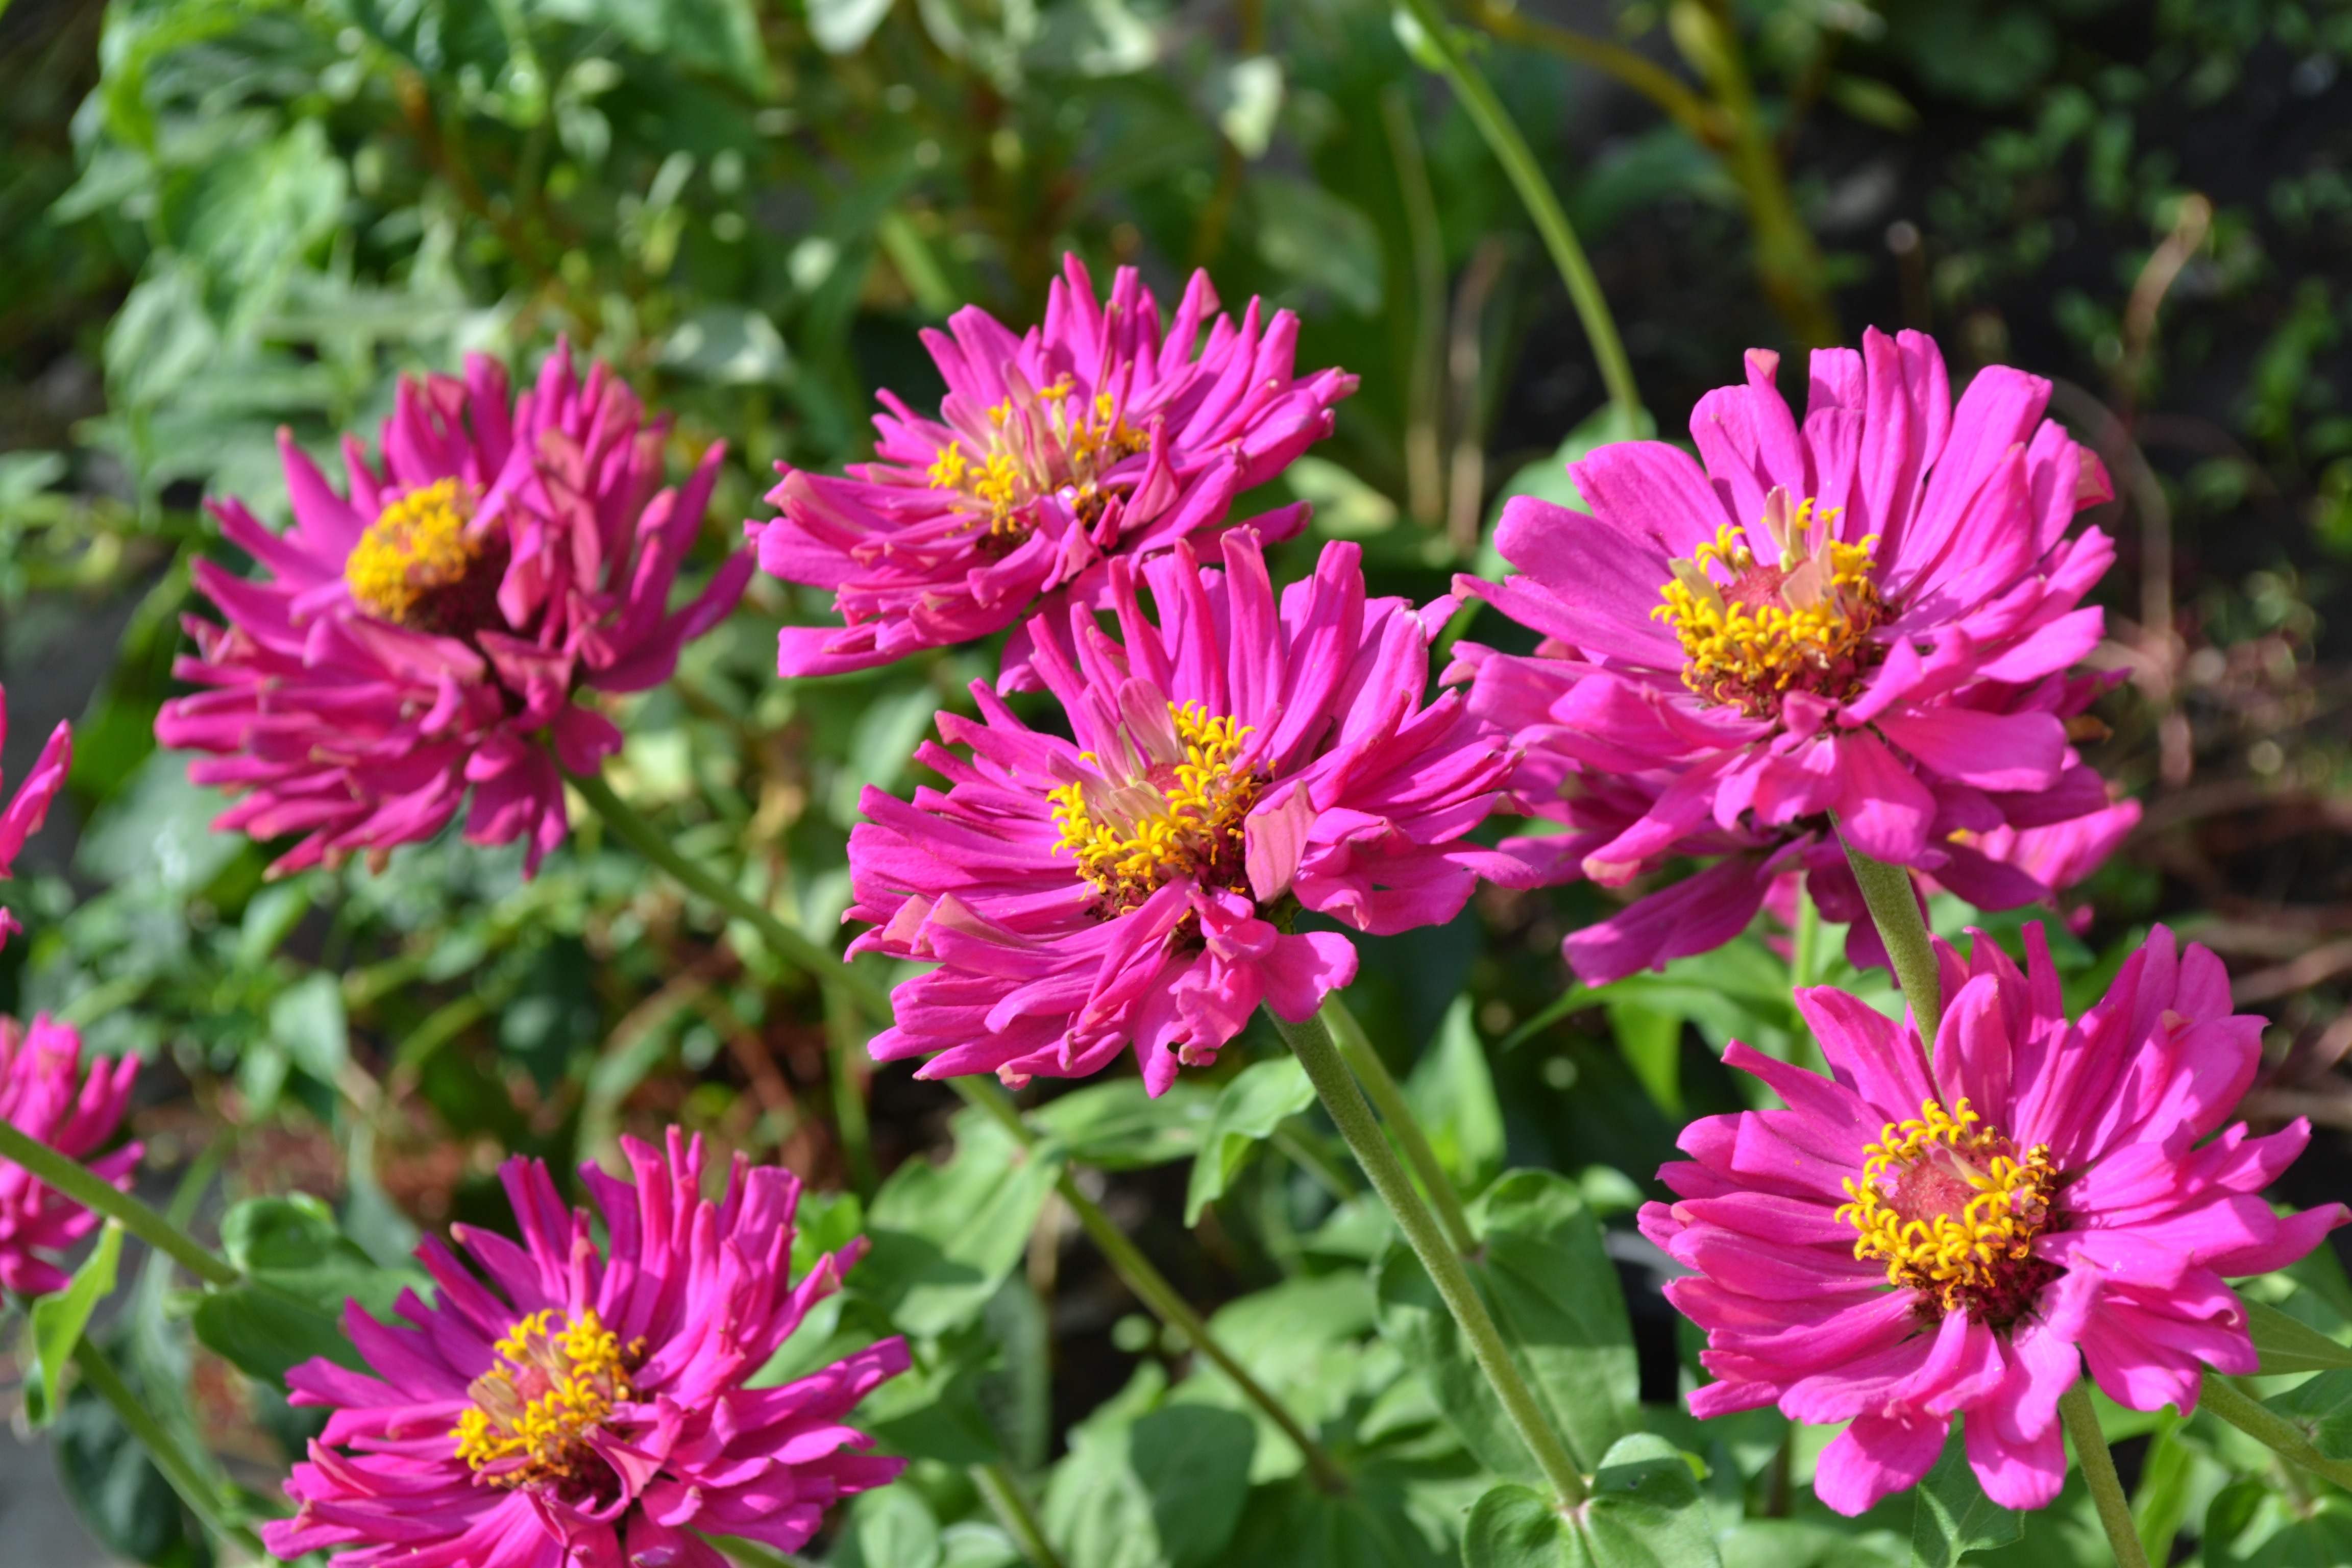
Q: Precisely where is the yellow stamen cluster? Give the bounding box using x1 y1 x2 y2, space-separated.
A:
451 1308 635 1487
1049 702 1260 916
927 378 1147 550
1835 1097 2060 1323
346 479 485 626
1651 497 1885 719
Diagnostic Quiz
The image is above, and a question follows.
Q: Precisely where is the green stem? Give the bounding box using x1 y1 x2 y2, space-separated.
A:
1320 996 1476 1255
2059 1382 2152 1568
1394 0 1643 429
1836 828 1944 1043
71 1337 264 1555
1269 1006 1588 1506
570 770 891 1018
0 1120 236 1287
949 1077 1350 1494
972 1459 1067 1568
2200 1374 2352 1492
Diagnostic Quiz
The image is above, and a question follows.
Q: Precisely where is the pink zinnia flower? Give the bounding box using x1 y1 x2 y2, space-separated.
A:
1641 924 2348 1514
0 688 69 948
0 1015 139 1296
1452 330 2118 983
157 346 753 875
753 253 1356 685
263 1134 909 1568
846 530 1522 1094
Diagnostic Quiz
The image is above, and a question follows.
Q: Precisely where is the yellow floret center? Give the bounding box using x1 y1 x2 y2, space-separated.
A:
1049 701 1261 917
1834 1097 2061 1325
927 377 1148 551
451 1307 635 1488
1651 492 1885 719
346 479 485 625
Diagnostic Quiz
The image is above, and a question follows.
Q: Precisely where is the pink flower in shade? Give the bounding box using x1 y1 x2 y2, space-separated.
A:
844 530 1524 1095
0 689 70 949
263 1134 909 1568
1450 329 2119 985
156 345 754 876
0 1016 138 1297
1640 924 2349 1515
753 253 1356 686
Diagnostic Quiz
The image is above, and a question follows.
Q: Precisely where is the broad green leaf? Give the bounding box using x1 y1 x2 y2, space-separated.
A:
1223 1453 1448 1568
1461 1436 1718 1568
860 1109 1062 1335
191 1278 366 1383
1375 1169 1635 1474
2264 1368 2352 1461
839 1481 944 1568
1719 1520 1903 1568
1183 1056 1316 1224
270 971 349 1086
1607 1003 1682 1116
1034 1079 1217 1170
2247 1297 2352 1374
1909 1431 2021 1566
1043 1399 1258 1568
193 1195 415 1381
938 1522 1024 1568
1186 1271 1377 1480
1405 995 1504 1192
2206 1483 2352 1567
26 1223 123 1427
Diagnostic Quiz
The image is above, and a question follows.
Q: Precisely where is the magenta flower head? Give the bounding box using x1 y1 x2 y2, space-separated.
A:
264 1133 908 1568
157 344 754 876
845 530 1523 1094
0 1015 139 1296
1451 330 2119 983
753 254 1357 685
1641 924 2348 1515
0 688 70 949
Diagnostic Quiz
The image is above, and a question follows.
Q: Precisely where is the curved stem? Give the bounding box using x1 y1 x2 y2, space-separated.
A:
570 770 891 1019
972 1459 1067 1568
2058 1382 2152 1568
1836 828 1944 1043
949 1077 1351 1494
1320 996 1476 1255
0 1120 236 1287
72 1336 265 1555
1393 0 1643 430
2200 1374 2352 1492
1270 1006 1588 1506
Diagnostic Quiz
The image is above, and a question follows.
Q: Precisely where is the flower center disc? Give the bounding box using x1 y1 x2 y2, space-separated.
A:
1835 1097 2062 1326
927 378 1148 553
345 478 510 636
451 1307 635 1489
1050 700 1261 917
1651 491 1885 719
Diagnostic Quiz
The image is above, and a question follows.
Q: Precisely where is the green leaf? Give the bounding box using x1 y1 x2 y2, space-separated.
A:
2206 1485 2352 1567
1034 1079 1217 1170
1184 1056 1316 1224
1607 1003 1682 1116
191 1194 416 1382
1222 1452 1447 1568
1405 995 1504 1192
1462 1436 1718 1567
2247 1297 2352 1374
269 971 349 1087
1719 1521 1903 1568
838 1481 944 1568
807 0 898 54
2265 1368 2352 1461
1374 1169 1636 1474
26 1222 124 1427
1909 1431 2021 1566
1043 1399 1258 1568
860 1109 1062 1336
54 1340 212 1568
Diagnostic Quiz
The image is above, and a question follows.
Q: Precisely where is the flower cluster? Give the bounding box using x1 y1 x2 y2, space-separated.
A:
0 1015 139 1297
1640 924 2346 1513
753 253 1356 686
264 1134 907 1568
158 345 752 875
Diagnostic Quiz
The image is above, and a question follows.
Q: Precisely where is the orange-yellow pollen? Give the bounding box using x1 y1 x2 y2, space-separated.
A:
346 479 486 625
1652 488 1884 719
1049 701 1260 917
926 377 1147 550
1834 1097 2061 1324
451 1308 635 1488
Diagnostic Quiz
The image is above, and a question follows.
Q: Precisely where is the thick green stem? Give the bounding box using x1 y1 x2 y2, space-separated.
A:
2059 1382 2152 1568
1394 0 1644 430
2201 1374 2352 1492
1837 828 1944 1043
571 770 891 1018
948 1077 1351 1494
1319 996 1476 1255
0 1120 236 1287
1270 1006 1588 1506
72 1337 264 1554
972 1459 1067 1568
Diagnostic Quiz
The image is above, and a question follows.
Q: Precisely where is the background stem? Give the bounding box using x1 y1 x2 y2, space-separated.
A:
72 1336 264 1555
1836 828 1945 1041
1270 1005 1588 1505
1319 996 1476 1255
972 1460 1067 1568
0 1121 236 1287
2059 1382 2153 1568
